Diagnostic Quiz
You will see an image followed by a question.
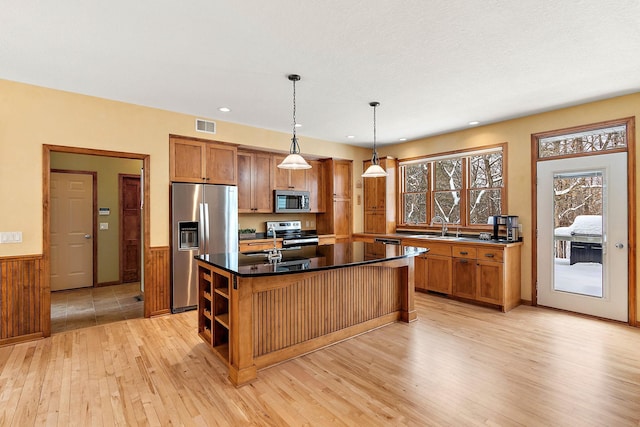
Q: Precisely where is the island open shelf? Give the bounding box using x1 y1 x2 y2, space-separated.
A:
196 242 425 386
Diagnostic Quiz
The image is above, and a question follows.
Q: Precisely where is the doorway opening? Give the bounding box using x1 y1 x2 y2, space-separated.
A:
43 145 150 336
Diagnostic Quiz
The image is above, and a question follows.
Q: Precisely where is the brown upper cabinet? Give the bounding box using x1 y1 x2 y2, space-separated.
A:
363 157 396 234
306 159 325 213
273 154 307 190
273 155 325 213
237 150 273 213
170 136 237 185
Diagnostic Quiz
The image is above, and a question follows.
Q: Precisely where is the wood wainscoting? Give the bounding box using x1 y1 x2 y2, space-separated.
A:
146 246 170 317
0 255 45 346
1 246 170 345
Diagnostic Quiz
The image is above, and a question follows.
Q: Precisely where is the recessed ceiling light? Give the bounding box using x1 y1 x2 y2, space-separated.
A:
295 123 302 128
399 138 407 141
468 121 480 126
346 135 355 139
218 107 231 112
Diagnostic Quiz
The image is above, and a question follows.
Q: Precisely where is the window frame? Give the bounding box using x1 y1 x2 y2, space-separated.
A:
397 143 507 231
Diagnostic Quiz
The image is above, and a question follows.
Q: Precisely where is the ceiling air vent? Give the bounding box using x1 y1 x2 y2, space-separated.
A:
195 119 216 134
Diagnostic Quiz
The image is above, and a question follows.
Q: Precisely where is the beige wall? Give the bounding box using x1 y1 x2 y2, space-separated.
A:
0 79 369 258
50 152 142 284
381 92 640 311
1 78 638 318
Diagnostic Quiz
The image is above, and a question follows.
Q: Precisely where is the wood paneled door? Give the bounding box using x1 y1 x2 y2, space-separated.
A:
120 174 141 283
50 171 96 291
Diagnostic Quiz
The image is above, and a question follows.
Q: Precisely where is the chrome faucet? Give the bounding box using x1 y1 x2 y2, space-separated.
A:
267 226 282 263
430 215 448 236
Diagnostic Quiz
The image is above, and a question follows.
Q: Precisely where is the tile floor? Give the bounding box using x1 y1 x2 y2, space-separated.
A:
51 282 144 333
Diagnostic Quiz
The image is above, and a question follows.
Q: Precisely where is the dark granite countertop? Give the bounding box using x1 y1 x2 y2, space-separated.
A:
196 242 426 277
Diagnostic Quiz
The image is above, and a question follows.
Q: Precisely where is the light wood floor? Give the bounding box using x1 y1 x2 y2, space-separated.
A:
1 293 639 426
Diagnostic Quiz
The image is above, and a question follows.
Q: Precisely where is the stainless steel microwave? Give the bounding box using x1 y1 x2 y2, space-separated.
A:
274 190 310 213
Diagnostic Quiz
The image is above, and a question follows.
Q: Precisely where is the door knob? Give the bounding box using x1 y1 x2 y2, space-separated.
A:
84 234 92 239
615 242 624 249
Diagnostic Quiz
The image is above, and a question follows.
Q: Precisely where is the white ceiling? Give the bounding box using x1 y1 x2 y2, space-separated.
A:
1 1 639 147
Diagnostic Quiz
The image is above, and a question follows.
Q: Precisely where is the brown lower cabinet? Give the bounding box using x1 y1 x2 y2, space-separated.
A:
408 238 521 312
415 242 452 294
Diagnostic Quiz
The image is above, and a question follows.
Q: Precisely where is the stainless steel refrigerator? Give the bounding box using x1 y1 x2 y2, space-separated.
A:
171 183 238 313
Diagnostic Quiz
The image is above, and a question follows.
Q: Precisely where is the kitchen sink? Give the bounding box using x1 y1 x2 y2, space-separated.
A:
403 234 461 240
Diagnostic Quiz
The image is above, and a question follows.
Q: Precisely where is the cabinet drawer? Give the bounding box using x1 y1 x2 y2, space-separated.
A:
452 246 477 259
424 243 452 257
477 248 504 262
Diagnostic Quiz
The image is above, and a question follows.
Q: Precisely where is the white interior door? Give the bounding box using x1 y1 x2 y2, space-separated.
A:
51 172 94 291
536 152 628 321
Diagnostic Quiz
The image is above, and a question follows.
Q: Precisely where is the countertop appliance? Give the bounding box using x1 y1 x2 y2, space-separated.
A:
274 190 310 213
171 183 238 313
491 215 519 241
266 220 318 247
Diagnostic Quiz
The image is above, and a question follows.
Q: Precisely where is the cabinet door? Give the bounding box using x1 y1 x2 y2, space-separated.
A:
452 258 476 299
306 160 324 212
333 199 352 240
253 153 273 212
414 254 428 290
476 260 503 304
289 168 306 190
333 160 352 198
374 176 386 210
204 143 237 185
273 155 290 189
364 211 385 234
237 151 253 212
170 138 205 182
273 154 307 190
363 177 378 211
425 255 452 294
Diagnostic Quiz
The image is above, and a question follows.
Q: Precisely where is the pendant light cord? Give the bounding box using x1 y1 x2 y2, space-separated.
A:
290 75 300 154
292 77 297 139
371 101 379 165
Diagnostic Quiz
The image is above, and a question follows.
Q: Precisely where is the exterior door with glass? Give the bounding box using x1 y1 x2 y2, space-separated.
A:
536 152 628 321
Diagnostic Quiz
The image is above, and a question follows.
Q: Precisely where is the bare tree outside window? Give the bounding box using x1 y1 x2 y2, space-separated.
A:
469 153 503 224
433 159 461 223
398 146 504 228
539 125 627 158
402 163 428 224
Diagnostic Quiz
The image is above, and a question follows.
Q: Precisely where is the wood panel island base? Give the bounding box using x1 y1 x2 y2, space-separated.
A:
196 242 424 386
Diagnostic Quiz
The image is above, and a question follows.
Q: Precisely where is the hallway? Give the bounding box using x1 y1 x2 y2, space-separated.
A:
50 283 144 333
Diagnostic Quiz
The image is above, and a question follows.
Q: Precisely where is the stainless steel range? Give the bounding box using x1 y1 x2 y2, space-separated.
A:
266 220 318 247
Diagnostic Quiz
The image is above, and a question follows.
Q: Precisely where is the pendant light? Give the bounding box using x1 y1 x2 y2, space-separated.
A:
361 101 388 177
277 74 311 170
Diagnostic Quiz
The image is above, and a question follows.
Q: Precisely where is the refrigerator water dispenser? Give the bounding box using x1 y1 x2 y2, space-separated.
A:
178 221 199 250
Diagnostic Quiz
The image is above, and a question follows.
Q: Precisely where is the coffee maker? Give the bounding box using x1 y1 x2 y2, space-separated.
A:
491 215 519 241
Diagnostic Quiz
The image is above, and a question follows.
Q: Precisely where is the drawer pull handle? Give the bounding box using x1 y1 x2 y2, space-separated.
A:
485 253 495 258
460 259 469 264
460 251 468 255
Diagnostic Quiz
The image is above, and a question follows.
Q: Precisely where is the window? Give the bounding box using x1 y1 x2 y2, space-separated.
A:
399 145 505 227
537 124 627 159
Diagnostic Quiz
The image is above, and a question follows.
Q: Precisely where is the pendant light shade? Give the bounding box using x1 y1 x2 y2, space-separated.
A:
278 74 311 170
362 101 388 178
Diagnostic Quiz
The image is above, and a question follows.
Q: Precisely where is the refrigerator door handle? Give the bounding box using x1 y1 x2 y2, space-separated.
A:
199 202 206 254
204 202 210 254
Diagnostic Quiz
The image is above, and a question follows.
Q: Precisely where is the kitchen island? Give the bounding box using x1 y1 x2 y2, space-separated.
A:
195 242 425 386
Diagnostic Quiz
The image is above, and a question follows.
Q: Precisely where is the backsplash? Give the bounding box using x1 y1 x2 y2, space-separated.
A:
238 213 317 233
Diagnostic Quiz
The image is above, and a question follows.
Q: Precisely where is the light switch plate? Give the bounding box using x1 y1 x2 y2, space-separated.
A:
0 231 22 243
100 223 109 230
